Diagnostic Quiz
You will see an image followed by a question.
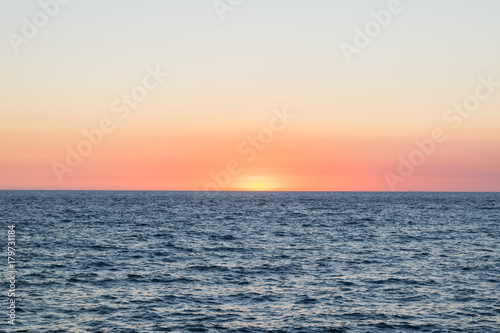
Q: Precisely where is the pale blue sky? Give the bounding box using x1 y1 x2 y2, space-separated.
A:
2 0 500 136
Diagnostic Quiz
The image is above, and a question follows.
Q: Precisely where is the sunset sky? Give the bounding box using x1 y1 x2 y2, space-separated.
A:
1 0 499 191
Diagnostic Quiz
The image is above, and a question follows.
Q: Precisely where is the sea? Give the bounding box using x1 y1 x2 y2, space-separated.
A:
1 191 499 332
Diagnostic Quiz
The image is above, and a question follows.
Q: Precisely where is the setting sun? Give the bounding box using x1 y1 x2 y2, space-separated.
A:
238 177 277 191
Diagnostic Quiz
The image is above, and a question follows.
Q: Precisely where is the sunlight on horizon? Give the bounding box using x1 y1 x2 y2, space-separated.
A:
237 177 278 191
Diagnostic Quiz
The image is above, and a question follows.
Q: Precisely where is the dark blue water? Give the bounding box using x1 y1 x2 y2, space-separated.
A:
1 191 499 332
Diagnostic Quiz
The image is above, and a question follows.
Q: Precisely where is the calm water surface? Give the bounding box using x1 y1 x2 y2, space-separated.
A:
1 191 499 332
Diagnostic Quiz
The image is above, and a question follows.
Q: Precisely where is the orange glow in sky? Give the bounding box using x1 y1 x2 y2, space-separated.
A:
1 1 499 191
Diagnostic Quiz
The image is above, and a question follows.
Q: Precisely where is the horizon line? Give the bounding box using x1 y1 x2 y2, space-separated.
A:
0 189 499 193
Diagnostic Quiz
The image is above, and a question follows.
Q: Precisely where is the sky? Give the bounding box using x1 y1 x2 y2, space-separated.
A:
1 0 499 191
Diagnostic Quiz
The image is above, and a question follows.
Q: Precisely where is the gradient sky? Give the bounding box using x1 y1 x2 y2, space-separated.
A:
1 0 499 191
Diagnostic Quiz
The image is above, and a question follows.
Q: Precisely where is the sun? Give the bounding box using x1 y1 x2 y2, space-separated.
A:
238 176 277 191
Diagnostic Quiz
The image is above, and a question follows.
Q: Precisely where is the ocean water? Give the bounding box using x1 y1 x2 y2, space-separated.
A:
1 191 499 332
